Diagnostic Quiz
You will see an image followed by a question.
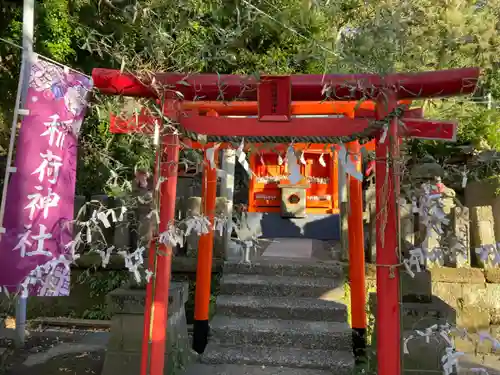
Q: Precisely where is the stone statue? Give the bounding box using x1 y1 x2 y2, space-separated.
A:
130 168 154 251
419 176 462 267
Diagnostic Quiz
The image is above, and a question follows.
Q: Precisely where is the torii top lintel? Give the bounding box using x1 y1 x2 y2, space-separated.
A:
92 67 480 101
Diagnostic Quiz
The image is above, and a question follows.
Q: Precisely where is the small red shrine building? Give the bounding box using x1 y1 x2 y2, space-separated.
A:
249 145 338 214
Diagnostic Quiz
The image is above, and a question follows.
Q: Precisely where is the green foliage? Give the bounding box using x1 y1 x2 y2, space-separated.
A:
456 106 500 151
424 100 500 150
332 0 500 176
77 269 129 319
1 0 500 190
77 269 129 320
75 111 154 196
484 69 500 100
0 2 22 144
36 0 75 61
337 0 500 73
82 303 109 319
407 98 500 185
78 269 129 298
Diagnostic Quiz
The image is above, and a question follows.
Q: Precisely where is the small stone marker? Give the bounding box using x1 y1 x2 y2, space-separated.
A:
448 206 470 268
470 205 496 268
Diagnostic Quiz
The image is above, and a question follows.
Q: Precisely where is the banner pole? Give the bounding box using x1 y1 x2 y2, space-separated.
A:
0 0 33 235
10 0 34 348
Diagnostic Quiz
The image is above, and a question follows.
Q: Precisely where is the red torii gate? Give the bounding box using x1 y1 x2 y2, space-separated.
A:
92 67 480 375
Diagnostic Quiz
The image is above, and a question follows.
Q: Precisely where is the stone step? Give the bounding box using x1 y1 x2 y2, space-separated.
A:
219 274 343 298
210 316 352 351
224 260 344 279
201 343 354 373
185 363 337 375
216 295 347 323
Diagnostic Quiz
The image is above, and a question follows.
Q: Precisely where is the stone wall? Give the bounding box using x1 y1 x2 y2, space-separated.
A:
0 257 223 322
358 266 500 374
364 179 500 268
365 264 500 338
333 261 500 374
465 180 500 242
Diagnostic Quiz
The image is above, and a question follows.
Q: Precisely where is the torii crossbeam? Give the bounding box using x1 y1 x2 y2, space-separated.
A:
92 67 480 375
108 99 456 141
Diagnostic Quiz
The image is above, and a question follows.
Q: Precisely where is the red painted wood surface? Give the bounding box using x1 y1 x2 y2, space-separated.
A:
174 100 381 116
258 76 292 121
402 118 457 141
347 141 367 332
375 94 401 375
168 99 411 117
107 100 421 135
303 152 334 209
108 105 451 141
143 134 179 375
251 153 285 208
194 153 218 320
92 68 479 101
179 114 370 137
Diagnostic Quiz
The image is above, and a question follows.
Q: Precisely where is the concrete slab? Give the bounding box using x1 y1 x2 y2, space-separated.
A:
20 330 109 367
245 212 341 241
259 238 337 263
22 343 106 367
185 364 336 375
262 238 313 259
201 343 354 372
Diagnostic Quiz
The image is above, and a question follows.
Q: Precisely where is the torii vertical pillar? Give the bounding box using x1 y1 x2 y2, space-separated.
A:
375 92 401 375
347 140 367 363
193 149 218 353
141 134 180 375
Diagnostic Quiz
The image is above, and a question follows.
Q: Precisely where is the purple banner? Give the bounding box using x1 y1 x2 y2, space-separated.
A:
0 55 92 296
